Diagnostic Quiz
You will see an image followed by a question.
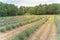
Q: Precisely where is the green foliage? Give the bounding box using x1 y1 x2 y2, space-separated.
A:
7 4 18 16
18 6 25 15
18 32 26 40
6 26 12 30
0 2 60 16
0 27 6 32
12 24 17 29
25 28 33 37
0 16 43 32
0 2 18 16
20 3 60 15
54 16 60 40
12 17 48 40
12 32 26 40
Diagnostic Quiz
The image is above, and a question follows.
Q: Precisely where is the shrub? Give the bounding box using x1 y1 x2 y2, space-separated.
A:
16 23 20 27
24 28 33 37
12 24 17 29
19 23 24 26
6 26 12 30
17 32 26 40
0 27 6 32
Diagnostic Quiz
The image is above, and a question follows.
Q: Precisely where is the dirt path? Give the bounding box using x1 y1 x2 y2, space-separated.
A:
0 20 40 40
38 23 52 40
47 24 57 40
26 21 49 40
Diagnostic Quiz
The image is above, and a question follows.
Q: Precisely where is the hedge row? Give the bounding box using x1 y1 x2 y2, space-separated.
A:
12 17 48 40
0 16 44 32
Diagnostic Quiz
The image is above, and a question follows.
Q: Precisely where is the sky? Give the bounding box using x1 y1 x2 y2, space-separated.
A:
0 0 60 7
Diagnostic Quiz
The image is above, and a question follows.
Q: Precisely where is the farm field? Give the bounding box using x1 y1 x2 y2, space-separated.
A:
0 0 60 40
0 15 59 40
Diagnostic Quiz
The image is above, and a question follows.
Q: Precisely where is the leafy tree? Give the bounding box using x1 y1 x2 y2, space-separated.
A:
18 6 25 15
0 2 18 16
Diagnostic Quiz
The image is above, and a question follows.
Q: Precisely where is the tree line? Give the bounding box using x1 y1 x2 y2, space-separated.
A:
0 2 60 16
25 4 60 15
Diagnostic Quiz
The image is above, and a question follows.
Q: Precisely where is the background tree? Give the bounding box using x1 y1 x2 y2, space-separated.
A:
0 2 60 16
18 6 25 15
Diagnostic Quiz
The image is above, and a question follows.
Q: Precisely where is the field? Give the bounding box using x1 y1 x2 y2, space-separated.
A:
0 15 59 40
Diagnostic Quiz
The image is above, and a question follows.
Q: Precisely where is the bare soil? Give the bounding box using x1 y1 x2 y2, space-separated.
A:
47 24 57 40
38 23 52 40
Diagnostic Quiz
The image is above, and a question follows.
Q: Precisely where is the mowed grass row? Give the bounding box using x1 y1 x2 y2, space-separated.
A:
0 16 47 32
11 16 48 40
54 16 60 40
